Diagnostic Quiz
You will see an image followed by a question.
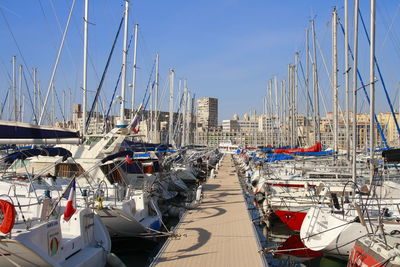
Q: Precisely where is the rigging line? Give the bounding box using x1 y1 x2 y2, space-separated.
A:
337 20 389 149
144 81 155 111
298 59 314 114
358 8 400 140
22 69 38 124
154 78 169 123
103 28 144 132
103 65 123 131
69 2 102 86
378 3 400 54
172 91 185 141
86 15 124 132
0 57 12 84
0 8 35 84
315 35 336 137
53 88 66 122
141 58 157 105
38 0 76 125
38 0 74 92
48 0 77 73
0 89 9 120
37 0 71 124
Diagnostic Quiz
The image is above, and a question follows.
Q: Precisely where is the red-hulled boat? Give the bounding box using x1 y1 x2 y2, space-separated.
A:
348 236 400 266
274 142 322 154
274 210 307 232
275 234 323 262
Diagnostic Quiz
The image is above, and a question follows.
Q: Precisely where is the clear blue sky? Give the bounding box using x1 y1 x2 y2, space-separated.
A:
1 0 400 124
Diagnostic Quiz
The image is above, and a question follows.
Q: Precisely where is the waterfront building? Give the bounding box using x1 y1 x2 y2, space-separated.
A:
197 97 218 128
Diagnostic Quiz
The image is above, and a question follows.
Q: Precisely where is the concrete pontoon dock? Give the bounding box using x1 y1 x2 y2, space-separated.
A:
151 155 267 266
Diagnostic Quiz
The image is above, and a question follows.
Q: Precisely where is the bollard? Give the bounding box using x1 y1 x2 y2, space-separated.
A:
195 185 203 203
209 168 215 179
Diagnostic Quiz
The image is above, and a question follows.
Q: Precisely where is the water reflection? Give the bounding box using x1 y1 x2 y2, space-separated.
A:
262 216 347 267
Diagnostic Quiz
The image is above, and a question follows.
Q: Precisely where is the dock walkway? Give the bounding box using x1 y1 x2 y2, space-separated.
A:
151 155 266 267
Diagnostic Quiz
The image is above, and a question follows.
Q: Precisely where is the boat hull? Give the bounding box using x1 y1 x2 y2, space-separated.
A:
274 210 307 232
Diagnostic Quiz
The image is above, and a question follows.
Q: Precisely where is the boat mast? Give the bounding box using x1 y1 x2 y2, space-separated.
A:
332 8 339 157
155 53 159 141
38 0 76 125
352 0 359 184
306 28 310 144
19 65 23 122
63 90 66 124
265 83 268 145
294 53 299 146
186 91 191 145
12 56 17 122
280 80 285 146
33 68 37 123
131 24 138 114
52 83 55 125
169 69 175 145
118 0 130 128
369 0 376 185
274 76 278 146
345 0 351 161
21 95 25 123
182 81 187 147
311 19 320 143
82 0 88 135
269 79 273 145
288 65 293 147
69 88 72 121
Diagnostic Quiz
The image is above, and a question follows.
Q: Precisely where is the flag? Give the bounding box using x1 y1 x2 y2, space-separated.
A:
63 178 76 222
130 116 140 133
129 103 144 134
125 154 133 164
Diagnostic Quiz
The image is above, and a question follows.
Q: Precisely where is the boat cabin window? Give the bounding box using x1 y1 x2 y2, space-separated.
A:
55 163 84 178
104 137 118 150
121 160 160 174
9 159 31 171
85 136 102 146
100 163 124 184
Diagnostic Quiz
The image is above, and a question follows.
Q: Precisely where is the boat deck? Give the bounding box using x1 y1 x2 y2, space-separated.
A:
151 155 266 267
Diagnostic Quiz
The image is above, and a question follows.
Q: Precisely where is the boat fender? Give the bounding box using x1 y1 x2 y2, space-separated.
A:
0 200 16 234
97 197 104 210
390 230 400 236
106 252 127 267
195 185 203 203
330 193 341 210
304 182 309 190
255 192 265 204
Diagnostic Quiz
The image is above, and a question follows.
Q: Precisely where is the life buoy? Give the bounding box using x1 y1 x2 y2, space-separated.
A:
0 200 16 234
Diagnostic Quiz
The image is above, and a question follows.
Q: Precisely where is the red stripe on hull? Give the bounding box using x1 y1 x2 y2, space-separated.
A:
274 210 307 231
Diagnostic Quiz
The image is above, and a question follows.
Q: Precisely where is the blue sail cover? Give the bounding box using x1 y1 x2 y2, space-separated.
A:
101 150 155 163
266 154 294 162
254 154 294 162
122 140 171 152
292 150 333 156
3 147 72 164
258 146 291 153
0 120 79 140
